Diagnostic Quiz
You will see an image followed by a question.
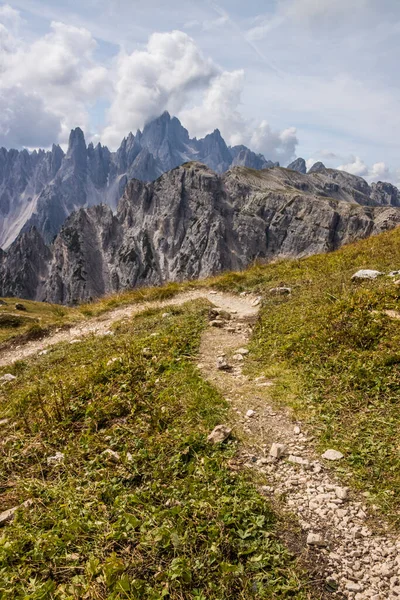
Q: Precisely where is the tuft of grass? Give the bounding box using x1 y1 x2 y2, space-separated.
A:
0 301 311 599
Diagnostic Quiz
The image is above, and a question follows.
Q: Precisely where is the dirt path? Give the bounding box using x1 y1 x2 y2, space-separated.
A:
0 290 258 367
3 290 400 598
198 296 400 600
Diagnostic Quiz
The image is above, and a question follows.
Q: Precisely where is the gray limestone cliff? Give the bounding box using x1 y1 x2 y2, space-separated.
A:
2 163 400 304
0 112 282 249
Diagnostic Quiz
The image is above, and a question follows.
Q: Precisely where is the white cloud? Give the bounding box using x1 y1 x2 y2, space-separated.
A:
251 122 298 163
102 30 218 147
179 70 247 145
0 87 61 148
0 9 109 147
337 156 400 186
103 29 298 160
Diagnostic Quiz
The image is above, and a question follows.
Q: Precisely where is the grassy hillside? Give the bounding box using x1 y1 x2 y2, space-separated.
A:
210 227 400 523
0 299 81 346
0 302 310 599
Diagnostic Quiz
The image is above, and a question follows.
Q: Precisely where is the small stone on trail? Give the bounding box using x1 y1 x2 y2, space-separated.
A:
335 486 348 500
210 319 225 328
38 350 48 356
351 269 383 280
306 532 326 547
269 287 292 295
322 449 344 461
47 451 65 465
269 443 287 459
233 354 244 361
207 425 232 444
209 291 218 295
293 425 301 435
216 356 231 371
251 296 262 307
246 410 256 418
0 374 16 382
288 455 309 467
236 348 249 355
102 449 120 462
69 339 80 345
15 303 27 311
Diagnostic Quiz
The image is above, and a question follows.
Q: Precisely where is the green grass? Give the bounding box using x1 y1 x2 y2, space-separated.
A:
208 227 400 523
0 301 310 599
0 299 81 346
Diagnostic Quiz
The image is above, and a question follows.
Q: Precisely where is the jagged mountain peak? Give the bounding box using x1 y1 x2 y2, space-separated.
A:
287 157 307 174
308 161 326 174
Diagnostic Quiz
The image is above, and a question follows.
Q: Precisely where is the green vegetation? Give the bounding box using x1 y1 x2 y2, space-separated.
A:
0 302 309 599
211 228 400 523
0 299 81 346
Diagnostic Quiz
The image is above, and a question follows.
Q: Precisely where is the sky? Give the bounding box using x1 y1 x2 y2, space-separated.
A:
1 0 400 183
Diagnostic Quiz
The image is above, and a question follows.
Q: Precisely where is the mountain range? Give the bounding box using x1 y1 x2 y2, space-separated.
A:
1 161 400 304
0 112 279 250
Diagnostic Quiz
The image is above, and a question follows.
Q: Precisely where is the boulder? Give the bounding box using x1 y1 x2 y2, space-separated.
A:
207 425 232 444
351 269 383 280
321 449 344 461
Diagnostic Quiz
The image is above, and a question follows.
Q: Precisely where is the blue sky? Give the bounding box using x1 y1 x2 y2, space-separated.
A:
1 0 400 182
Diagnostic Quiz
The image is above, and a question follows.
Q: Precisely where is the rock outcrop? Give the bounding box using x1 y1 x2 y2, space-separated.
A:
2 163 400 304
0 113 279 249
287 157 307 174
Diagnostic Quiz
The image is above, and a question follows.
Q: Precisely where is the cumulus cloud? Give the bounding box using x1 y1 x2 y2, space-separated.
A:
0 88 61 148
251 122 298 163
337 156 400 185
0 8 297 160
0 7 109 147
102 30 218 147
179 70 247 145
103 29 298 160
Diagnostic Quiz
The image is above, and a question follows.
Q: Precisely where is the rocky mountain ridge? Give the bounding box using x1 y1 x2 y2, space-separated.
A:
2 162 400 304
0 112 278 249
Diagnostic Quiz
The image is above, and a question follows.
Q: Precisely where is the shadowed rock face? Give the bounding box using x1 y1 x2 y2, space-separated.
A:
2 163 400 304
0 113 282 249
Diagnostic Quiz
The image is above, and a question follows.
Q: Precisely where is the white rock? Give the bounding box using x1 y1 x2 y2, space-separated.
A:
246 410 256 418
293 425 301 435
233 354 244 361
269 443 287 459
207 425 232 444
269 287 292 295
47 451 65 465
216 356 231 370
351 270 383 280
0 374 16 382
346 582 362 592
322 449 344 461
0 499 33 526
69 339 80 345
38 350 48 356
288 455 309 466
235 348 249 355
335 486 348 500
251 296 262 307
102 449 120 462
306 532 326 547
